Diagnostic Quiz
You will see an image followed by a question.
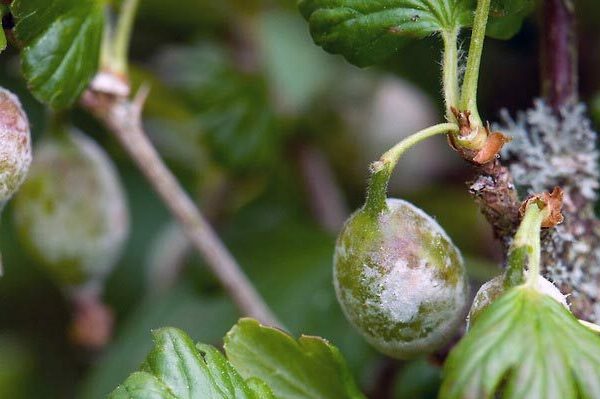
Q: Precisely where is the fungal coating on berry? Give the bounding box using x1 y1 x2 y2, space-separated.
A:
13 131 129 286
467 274 568 328
0 87 32 203
334 198 469 359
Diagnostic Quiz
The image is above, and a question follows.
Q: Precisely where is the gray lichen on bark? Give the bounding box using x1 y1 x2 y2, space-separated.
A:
499 100 600 321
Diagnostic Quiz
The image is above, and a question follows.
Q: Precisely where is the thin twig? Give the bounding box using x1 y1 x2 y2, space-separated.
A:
146 178 230 294
81 87 280 328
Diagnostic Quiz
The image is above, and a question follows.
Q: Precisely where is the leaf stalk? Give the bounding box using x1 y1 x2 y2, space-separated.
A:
460 0 491 126
442 28 460 121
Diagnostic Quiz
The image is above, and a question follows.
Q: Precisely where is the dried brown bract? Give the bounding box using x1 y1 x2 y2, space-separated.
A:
519 187 565 228
449 107 511 164
473 131 512 164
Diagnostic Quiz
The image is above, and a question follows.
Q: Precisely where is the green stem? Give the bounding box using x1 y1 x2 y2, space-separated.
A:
365 123 459 214
442 28 460 121
505 203 549 288
100 8 114 72
111 0 140 75
460 0 491 126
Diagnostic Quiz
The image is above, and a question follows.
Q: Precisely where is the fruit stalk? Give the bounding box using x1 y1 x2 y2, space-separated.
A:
112 0 140 76
441 28 460 120
366 123 459 214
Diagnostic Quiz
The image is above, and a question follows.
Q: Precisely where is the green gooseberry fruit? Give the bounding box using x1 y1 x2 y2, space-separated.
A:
13 130 129 287
0 87 32 204
334 198 469 359
468 274 568 328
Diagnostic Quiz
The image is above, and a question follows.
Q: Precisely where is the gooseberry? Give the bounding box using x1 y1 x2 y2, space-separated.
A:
13 130 129 287
468 274 568 328
0 87 31 204
334 198 469 359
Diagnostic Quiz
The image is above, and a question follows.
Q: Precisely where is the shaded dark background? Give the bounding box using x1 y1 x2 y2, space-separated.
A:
1 0 600 397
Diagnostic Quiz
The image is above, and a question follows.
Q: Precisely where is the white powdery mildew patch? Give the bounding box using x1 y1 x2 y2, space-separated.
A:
368 199 466 325
470 278 500 312
499 100 600 321
377 258 448 323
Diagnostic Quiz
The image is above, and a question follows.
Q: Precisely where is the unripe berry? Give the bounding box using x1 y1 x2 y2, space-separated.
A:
0 88 32 204
468 274 568 328
13 131 129 287
334 198 469 359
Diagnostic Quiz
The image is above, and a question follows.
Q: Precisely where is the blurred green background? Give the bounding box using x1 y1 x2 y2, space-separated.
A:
1 0 600 398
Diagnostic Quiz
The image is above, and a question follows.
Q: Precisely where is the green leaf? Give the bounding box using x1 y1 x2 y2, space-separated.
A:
298 0 533 67
440 286 600 399
109 327 274 399
11 0 105 108
256 9 338 115
224 318 366 399
298 0 470 67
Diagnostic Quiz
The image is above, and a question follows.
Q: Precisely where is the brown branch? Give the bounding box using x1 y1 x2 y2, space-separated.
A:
541 0 578 111
81 87 280 328
450 110 521 250
469 159 521 250
147 176 231 294
538 1 600 321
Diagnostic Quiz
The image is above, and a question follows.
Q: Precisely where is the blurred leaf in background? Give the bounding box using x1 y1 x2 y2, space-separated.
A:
155 43 280 173
0 335 35 398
